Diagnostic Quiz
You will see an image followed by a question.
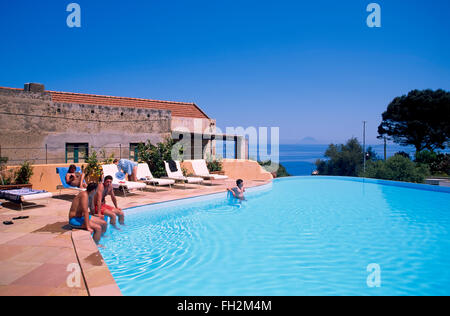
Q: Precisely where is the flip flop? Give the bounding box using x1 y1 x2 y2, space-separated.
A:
12 216 29 220
3 221 14 225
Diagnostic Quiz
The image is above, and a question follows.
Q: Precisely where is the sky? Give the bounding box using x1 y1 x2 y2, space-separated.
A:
0 0 449 144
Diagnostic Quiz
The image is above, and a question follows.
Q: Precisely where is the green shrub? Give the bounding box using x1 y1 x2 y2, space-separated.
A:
394 151 411 160
362 155 430 183
15 161 34 185
206 155 223 172
415 150 450 176
415 150 437 164
430 154 450 176
315 138 364 176
0 156 7 166
258 160 291 178
84 150 103 183
0 157 14 185
99 148 115 165
137 138 183 178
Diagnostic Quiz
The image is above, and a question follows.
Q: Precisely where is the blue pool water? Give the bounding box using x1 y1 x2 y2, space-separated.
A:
100 177 450 296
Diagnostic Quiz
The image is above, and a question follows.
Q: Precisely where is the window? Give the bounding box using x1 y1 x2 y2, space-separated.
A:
66 143 89 163
129 143 143 161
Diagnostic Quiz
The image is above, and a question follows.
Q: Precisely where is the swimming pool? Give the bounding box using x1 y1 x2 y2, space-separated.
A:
99 177 450 296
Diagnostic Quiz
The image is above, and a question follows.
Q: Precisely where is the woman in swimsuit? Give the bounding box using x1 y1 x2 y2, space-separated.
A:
66 164 87 188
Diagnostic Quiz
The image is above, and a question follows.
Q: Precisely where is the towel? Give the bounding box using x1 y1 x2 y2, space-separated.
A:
115 172 126 180
168 160 178 172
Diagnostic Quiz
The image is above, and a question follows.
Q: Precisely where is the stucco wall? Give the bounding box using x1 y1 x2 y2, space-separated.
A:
182 159 273 181
5 163 87 192
222 159 273 181
4 159 271 192
0 88 171 165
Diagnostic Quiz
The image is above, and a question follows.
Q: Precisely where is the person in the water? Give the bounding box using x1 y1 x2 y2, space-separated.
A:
228 179 246 201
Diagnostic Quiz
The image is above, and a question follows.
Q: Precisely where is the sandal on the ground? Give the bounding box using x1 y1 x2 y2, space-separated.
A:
12 216 29 220
3 221 14 225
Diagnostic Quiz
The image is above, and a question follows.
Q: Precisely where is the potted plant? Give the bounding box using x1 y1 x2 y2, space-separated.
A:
84 150 103 183
206 156 224 175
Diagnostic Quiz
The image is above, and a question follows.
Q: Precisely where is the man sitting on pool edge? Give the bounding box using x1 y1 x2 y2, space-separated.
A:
227 179 246 201
69 183 107 244
90 175 125 229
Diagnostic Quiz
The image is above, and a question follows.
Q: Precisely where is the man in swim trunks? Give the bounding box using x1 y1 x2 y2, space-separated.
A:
68 183 107 244
114 159 138 182
65 164 87 188
227 179 246 201
91 175 125 228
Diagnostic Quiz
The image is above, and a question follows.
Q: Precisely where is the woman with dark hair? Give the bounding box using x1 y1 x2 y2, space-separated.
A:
65 164 87 188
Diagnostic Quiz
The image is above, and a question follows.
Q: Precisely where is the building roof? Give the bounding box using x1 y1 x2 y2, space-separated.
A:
50 91 210 119
0 85 209 119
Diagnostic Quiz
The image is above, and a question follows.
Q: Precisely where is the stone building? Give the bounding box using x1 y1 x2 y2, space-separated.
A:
0 83 247 165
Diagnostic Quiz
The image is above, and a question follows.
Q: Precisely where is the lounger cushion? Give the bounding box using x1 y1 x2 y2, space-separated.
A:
146 178 175 186
0 189 52 203
186 177 204 183
191 160 229 180
21 192 53 202
102 164 146 190
164 161 184 179
210 174 229 180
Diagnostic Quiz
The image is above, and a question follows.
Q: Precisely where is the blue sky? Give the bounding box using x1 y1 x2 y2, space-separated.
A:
0 0 449 144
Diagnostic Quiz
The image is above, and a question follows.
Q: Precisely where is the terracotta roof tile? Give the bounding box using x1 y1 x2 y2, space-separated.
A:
49 90 209 119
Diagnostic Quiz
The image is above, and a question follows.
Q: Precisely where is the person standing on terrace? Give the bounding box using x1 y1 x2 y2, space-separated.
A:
69 183 107 244
91 175 125 229
114 159 138 182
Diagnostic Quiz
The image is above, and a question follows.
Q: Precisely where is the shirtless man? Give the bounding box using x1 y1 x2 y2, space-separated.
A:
91 175 125 228
227 179 246 201
66 165 87 188
68 183 107 244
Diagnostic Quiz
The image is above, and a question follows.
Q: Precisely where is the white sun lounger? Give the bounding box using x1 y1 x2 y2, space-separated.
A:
190 159 229 181
136 163 175 191
101 164 146 196
164 161 204 188
19 192 53 210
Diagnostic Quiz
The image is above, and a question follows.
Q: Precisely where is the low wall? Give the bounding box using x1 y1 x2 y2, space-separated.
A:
6 163 86 192
222 159 273 181
5 159 272 193
182 159 273 182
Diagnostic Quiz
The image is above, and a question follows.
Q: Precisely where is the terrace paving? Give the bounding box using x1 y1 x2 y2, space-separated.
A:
0 179 269 296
